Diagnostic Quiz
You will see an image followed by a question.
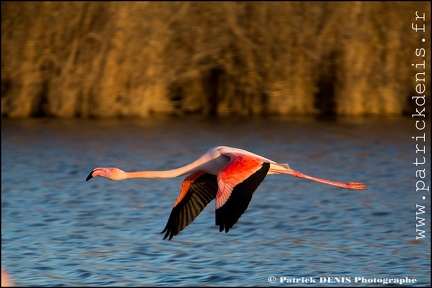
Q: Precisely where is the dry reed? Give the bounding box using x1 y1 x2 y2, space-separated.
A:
1 2 430 118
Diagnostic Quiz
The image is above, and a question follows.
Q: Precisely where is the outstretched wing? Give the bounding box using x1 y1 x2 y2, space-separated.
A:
161 171 218 240
216 157 270 233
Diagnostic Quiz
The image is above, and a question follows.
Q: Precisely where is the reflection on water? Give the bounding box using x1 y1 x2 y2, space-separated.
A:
1 116 431 286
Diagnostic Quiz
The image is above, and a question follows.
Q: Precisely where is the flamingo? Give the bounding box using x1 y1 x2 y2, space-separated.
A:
86 146 367 240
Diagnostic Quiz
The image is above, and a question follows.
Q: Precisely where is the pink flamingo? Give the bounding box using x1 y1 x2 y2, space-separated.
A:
86 146 367 240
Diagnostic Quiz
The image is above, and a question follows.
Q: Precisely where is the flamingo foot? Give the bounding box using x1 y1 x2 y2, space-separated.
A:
346 182 368 190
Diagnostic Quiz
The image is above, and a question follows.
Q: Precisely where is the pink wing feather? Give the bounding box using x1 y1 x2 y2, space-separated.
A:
216 155 263 209
215 155 270 233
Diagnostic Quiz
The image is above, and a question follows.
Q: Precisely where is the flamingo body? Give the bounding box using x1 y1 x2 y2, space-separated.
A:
86 146 367 240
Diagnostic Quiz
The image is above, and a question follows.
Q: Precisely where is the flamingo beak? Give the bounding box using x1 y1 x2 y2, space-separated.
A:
86 168 111 181
86 170 95 181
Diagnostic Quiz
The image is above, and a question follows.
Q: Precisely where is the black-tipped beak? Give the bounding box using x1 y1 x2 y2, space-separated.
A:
86 171 94 181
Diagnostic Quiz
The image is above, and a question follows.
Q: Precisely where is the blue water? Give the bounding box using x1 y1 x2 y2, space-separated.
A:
1 116 431 286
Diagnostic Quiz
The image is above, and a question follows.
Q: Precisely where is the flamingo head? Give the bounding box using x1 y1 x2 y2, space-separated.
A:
86 167 127 181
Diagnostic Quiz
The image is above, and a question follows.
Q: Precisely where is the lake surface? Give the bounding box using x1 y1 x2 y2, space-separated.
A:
1 116 431 286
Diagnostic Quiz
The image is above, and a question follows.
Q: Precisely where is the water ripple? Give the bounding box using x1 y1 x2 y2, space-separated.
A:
2 117 431 286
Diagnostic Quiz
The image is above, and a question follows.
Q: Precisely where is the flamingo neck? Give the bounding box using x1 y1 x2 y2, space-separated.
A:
124 152 228 179
125 168 190 179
